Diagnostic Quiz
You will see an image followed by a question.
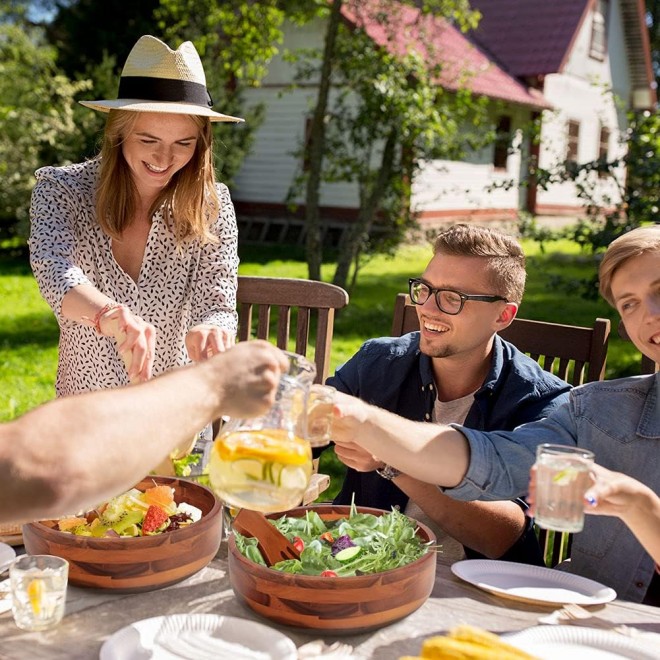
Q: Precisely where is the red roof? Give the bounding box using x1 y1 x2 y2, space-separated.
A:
341 2 551 110
467 0 591 77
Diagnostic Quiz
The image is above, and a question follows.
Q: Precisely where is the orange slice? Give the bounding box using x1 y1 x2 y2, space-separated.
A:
143 485 175 508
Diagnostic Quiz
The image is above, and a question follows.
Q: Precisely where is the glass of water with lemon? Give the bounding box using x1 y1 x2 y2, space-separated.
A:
534 444 595 533
10 555 68 631
209 352 316 513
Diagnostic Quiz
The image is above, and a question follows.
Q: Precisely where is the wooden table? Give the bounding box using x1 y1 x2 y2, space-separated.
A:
1 547 659 659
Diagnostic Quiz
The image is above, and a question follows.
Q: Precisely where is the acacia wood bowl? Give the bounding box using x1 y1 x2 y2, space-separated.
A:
228 504 436 633
22 476 222 593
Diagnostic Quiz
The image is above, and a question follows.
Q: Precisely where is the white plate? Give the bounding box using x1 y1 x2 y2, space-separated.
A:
503 626 660 660
0 542 16 573
99 613 297 660
451 559 617 605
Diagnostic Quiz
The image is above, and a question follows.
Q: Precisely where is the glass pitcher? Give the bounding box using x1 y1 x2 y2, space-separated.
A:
208 351 316 513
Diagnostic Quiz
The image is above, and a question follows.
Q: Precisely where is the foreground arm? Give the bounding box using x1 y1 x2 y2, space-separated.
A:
0 341 287 524
334 439 525 558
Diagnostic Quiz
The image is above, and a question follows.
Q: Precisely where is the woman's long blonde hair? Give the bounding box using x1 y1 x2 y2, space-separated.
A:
95 110 220 244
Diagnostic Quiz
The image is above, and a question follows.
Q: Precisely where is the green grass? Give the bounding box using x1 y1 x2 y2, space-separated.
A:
0 237 641 424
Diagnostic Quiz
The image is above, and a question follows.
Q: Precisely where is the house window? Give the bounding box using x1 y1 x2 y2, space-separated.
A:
493 116 512 169
566 120 580 163
589 0 608 60
598 124 610 177
598 125 610 160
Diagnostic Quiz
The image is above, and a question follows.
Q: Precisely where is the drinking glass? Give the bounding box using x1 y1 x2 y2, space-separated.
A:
208 351 316 513
534 444 595 533
10 555 68 631
303 384 336 448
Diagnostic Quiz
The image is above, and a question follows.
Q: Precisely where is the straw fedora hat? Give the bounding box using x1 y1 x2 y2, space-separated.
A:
80 35 243 123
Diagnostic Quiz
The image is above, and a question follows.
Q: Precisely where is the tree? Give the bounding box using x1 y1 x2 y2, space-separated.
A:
0 17 89 239
156 0 305 183
288 0 490 289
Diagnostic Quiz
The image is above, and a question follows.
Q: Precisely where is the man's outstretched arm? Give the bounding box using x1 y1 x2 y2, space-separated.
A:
0 341 287 524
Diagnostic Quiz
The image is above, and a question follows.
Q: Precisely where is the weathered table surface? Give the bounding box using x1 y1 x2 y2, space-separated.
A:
1 545 659 659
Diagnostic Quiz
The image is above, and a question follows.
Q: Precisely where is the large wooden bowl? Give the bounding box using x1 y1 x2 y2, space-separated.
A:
228 504 436 633
22 476 222 593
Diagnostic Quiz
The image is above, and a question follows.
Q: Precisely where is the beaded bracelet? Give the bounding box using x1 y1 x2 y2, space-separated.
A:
83 302 125 335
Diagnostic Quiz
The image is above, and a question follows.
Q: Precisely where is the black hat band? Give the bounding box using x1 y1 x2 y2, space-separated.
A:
117 76 213 108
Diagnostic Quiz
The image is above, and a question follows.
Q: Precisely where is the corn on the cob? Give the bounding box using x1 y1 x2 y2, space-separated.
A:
401 625 539 660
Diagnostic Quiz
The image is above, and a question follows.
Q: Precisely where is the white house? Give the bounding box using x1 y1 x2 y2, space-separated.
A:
232 0 655 240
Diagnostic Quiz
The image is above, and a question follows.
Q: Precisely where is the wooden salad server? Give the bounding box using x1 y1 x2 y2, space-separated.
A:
231 508 301 566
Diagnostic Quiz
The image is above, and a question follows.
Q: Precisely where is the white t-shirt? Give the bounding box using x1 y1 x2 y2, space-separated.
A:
405 389 476 563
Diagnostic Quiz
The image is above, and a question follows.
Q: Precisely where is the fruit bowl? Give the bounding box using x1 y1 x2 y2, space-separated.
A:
22 476 222 593
228 504 437 633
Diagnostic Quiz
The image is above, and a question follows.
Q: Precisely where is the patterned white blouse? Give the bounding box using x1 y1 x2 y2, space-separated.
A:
29 159 239 397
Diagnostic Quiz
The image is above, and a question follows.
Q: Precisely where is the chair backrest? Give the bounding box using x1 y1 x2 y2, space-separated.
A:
391 293 611 386
237 276 349 384
641 355 659 375
618 320 659 375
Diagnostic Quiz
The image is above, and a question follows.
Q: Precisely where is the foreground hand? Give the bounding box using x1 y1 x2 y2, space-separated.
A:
186 324 236 362
331 392 371 444
216 341 288 418
99 305 156 382
334 442 384 472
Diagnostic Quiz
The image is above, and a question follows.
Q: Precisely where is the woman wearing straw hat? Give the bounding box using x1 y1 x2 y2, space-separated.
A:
29 35 244 397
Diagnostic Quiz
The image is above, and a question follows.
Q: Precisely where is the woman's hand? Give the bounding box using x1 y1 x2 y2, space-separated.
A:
98 306 156 383
186 324 236 362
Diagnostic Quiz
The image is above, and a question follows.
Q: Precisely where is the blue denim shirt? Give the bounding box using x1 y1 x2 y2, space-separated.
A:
326 332 571 563
451 373 660 602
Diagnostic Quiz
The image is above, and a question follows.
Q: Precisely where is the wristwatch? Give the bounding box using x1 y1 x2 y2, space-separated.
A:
376 464 402 481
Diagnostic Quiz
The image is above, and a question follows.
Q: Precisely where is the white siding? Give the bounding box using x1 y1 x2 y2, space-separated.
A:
412 107 530 214
233 3 634 219
232 88 359 208
536 0 630 210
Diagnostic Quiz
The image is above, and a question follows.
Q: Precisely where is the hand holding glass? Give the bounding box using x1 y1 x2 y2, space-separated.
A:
10 555 68 631
304 384 336 448
534 444 595 533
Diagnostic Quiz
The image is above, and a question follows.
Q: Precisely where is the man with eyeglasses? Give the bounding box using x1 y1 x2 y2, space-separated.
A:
325 223 571 565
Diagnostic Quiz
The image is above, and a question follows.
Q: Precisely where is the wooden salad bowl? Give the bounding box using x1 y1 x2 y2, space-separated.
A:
228 504 437 633
22 476 222 593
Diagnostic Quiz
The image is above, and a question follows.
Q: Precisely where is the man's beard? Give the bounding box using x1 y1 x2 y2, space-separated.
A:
419 335 456 359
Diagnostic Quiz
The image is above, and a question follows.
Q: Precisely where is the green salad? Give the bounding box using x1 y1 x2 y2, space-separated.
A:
234 503 433 577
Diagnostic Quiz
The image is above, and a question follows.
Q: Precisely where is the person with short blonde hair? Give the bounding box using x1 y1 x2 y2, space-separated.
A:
433 223 527 304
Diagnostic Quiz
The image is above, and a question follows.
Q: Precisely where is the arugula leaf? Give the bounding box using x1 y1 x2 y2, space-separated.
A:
235 507 434 577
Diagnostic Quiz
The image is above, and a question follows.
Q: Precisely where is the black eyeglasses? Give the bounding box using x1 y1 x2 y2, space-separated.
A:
408 278 508 315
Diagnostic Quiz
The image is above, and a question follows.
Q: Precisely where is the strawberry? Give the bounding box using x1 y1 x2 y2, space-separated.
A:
141 505 169 535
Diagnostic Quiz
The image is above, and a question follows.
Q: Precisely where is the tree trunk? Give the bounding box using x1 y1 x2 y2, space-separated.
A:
304 0 342 281
332 128 398 290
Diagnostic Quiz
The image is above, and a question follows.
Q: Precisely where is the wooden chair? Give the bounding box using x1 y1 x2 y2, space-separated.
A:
237 276 349 384
391 292 612 566
221 276 348 504
391 293 610 386
618 320 659 375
